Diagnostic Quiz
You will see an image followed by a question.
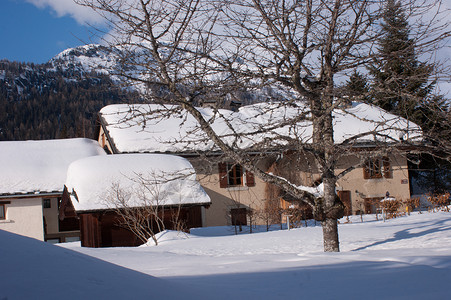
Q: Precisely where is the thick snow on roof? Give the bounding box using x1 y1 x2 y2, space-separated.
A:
100 102 422 153
65 154 211 211
0 138 106 196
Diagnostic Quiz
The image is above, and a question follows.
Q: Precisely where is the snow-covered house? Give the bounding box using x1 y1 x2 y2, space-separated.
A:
0 138 106 242
96 102 422 226
61 154 210 247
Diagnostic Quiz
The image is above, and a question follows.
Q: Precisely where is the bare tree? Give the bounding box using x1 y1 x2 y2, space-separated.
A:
77 0 450 252
107 181 165 245
105 171 196 246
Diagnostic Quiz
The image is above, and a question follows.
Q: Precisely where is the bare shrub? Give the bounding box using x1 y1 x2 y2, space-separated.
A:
282 206 313 229
380 199 403 219
428 192 451 212
404 197 421 215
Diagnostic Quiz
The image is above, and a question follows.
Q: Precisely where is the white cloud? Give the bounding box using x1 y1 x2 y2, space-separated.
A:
26 0 105 25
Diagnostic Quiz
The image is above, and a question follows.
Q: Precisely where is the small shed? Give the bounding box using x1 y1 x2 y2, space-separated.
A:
61 154 211 247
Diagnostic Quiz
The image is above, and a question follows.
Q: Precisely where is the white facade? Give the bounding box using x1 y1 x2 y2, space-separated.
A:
0 197 44 240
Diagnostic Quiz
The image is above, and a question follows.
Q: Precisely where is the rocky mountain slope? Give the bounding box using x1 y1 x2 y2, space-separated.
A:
0 44 139 141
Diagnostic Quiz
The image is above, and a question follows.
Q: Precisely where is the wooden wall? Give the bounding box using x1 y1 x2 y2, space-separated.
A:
79 206 204 248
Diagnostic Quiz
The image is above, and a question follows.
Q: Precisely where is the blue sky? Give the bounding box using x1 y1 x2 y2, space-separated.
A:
0 0 104 63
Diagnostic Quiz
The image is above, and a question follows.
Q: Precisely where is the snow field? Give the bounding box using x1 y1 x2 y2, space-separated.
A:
1 211 450 299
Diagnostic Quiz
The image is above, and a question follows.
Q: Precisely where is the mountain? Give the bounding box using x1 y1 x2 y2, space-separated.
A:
0 43 269 141
49 44 121 78
0 44 139 141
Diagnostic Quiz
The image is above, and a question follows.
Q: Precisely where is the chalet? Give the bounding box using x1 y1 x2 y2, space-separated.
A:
0 138 106 242
96 102 422 226
61 154 211 247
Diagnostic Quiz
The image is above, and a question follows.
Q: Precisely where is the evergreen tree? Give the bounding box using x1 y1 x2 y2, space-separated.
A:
344 70 370 104
0 59 141 141
368 0 450 187
369 0 434 120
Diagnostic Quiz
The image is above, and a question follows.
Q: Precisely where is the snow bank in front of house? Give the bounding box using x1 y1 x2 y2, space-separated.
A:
140 230 195 246
0 229 203 299
2 211 451 299
65 154 210 211
0 138 106 195
51 211 451 300
99 101 422 153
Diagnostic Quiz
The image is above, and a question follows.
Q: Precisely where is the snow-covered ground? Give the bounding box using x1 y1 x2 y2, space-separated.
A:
2 212 451 299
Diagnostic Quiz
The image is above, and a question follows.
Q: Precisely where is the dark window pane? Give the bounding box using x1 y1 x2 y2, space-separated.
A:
0 205 5 219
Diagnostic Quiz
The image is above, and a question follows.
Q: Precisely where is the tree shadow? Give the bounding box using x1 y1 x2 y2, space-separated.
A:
352 218 451 251
165 257 451 300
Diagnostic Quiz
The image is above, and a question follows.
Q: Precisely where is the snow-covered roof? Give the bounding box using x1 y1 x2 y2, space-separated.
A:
99 102 422 153
0 138 106 196
65 154 211 212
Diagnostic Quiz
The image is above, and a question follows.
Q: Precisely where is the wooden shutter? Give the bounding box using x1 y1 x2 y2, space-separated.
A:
383 157 392 178
218 163 228 188
80 214 101 248
246 170 255 187
337 190 352 216
363 161 370 179
231 208 247 226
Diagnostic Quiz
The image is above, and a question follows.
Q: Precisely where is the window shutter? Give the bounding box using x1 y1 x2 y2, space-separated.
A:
337 190 352 216
383 157 392 178
246 170 255 187
218 163 228 188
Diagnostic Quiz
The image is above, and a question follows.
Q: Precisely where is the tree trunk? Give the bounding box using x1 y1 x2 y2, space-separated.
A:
322 217 339 252
322 176 341 252
310 74 341 251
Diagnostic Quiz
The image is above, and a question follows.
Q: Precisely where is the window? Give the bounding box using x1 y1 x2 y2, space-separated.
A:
0 201 9 220
363 157 392 179
59 217 80 232
43 199 51 208
0 204 5 220
218 163 255 188
365 159 382 178
65 236 80 243
45 238 61 244
227 163 243 186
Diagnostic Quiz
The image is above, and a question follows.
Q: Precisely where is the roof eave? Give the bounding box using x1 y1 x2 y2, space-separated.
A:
98 112 120 154
0 191 62 199
74 201 212 214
